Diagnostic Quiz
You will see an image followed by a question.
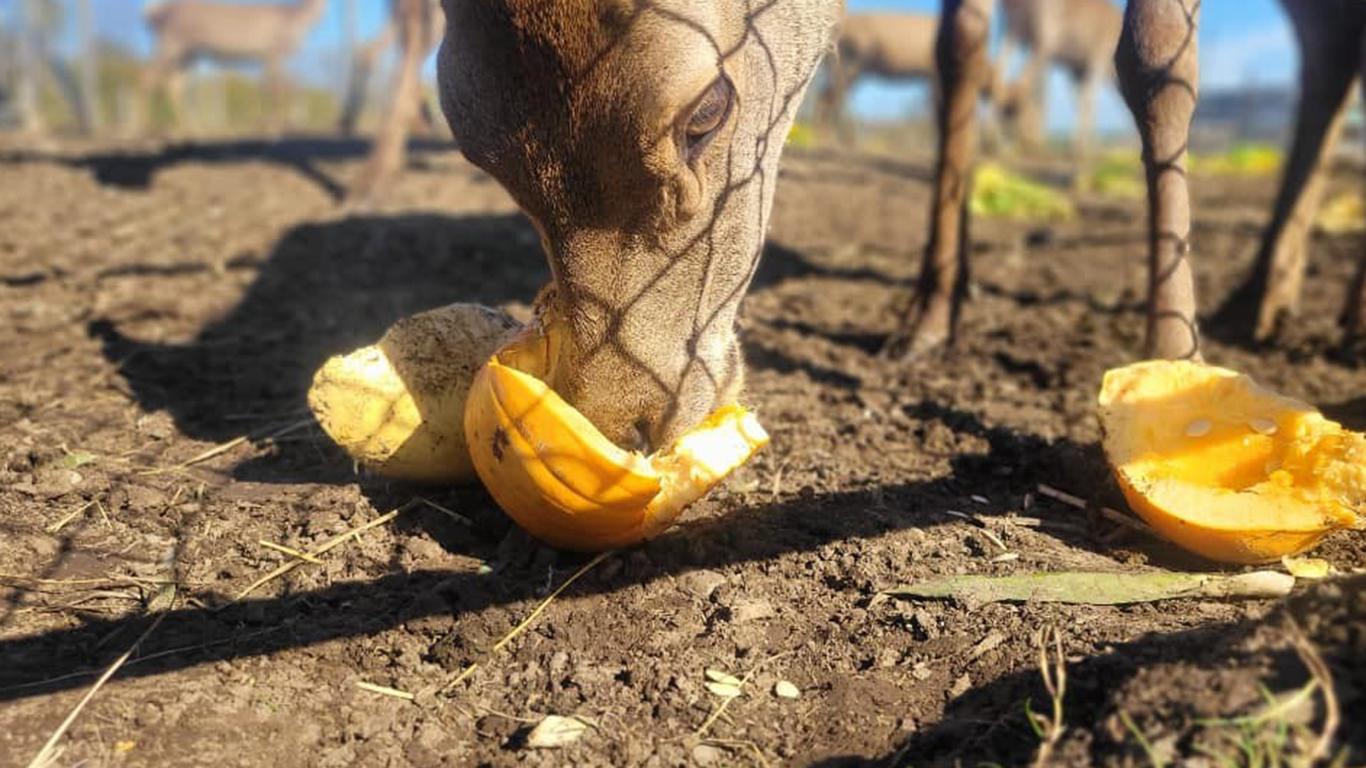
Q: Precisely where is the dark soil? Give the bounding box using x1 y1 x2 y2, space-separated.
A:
0 137 1362 767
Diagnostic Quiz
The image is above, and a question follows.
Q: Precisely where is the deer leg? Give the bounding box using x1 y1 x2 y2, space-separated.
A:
1074 68 1099 161
350 0 431 202
165 66 188 136
138 45 178 135
1116 0 1202 361
886 0 995 359
1342 33 1366 347
1010 48 1048 151
264 57 286 135
814 64 842 137
339 20 395 136
1216 6 1360 343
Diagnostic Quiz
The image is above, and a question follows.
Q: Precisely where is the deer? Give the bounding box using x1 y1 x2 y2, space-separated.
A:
348 0 443 202
990 0 1123 157
1213 0 1366 347
815 12 939 140
429 0 1366 457
891 0 1206 360
900 0 1366 363
435 0 846 451
140 0 329 133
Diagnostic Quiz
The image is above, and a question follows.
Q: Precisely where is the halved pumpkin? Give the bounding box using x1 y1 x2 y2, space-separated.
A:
1098 359 1363 563
464 306 770 551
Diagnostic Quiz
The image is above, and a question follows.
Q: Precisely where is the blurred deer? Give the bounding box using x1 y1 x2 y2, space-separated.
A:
347 0 443 202
889 0 1180 358
816 12 939 141
992 0 1123 157
898 0 1365 362
141 0 329 132
1114 0 1366 354
1214 0 1366 347
338 18 395 137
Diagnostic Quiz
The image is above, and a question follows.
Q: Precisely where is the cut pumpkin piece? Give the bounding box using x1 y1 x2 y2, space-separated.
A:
307 303 521 483
464 308 770 551
1098 359 1364 563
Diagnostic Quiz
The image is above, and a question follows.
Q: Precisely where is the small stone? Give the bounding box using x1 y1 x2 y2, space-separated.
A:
773 680 800 699
691 744 723 766
1184 419 1213 438
949 673 972 698
549 651 570 678
731 598 775 624
911 662 933 681
1248 418 1278 436
678 569 727 600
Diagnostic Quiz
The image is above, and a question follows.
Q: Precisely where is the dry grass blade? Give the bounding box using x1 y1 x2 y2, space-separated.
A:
233 501 415 602
1285 616 1340 762
46 501 94 533
24 595 174 768
1036 483 1157 537
1029 625 1067 768
257 540 323 564
0 627 280 694
416 497 474 527
141 418 313 475
442 550 614 694
356 681 415 701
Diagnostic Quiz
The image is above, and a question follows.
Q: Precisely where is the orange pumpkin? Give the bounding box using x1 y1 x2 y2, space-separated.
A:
1098 359 1363 563
464 307 769 551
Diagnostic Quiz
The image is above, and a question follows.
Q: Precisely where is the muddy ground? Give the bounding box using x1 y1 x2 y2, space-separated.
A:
0 137 1363 767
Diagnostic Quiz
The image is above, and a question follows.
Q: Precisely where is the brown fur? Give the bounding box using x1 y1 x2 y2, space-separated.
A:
439 0 844 450
887 0 995 358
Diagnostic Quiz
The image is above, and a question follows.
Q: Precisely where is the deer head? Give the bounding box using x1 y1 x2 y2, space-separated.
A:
438 0 844 452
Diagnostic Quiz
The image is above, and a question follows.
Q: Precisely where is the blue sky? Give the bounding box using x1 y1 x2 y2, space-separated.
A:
4 0 1296 133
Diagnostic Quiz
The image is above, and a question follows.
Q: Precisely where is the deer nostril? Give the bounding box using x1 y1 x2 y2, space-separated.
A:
629 419 654 454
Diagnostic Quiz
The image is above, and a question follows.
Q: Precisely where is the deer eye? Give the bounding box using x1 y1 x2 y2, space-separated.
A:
682 76 734 162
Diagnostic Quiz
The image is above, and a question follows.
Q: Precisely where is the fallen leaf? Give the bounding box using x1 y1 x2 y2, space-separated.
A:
526 715 589 749
883 570 1293 605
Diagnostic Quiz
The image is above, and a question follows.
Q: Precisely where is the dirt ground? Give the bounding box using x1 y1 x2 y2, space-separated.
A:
0 136 1363 767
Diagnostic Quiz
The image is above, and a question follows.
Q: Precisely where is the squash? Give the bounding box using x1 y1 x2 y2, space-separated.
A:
1098 359 1363 563
464 304 769 551
308 303 520 483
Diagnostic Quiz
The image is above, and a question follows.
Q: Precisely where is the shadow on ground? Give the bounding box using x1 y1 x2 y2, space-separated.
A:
1 136 453 202
810 574 1366 766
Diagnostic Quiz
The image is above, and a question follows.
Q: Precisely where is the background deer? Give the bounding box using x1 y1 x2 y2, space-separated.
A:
910 0 1366 363
349 0 443 202
816 12 938 142
141 0 329 133
1215 0 1366 347
992 0 1122 157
